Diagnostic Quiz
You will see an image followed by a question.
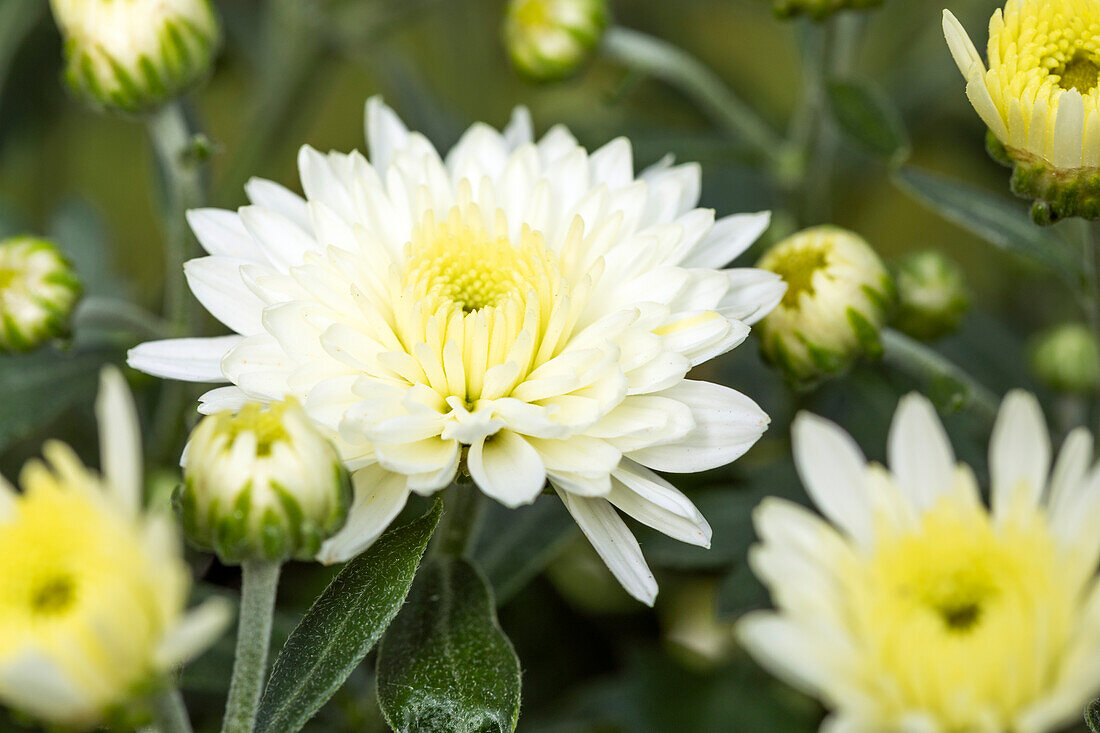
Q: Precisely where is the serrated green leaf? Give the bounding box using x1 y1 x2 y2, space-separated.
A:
473 495 576 604
1086 698 1100 732
254 500 443 733
0 348 117 451
825 78 910 163
377 556 521 733
894 167 1083 288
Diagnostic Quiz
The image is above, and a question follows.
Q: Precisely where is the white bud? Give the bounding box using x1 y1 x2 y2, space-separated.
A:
503 0 608 82
0 236 81 353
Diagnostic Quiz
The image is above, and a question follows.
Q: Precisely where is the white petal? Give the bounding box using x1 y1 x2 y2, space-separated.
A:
365 96 410 174
608 460 710 547
715 269 786 325
990 390 1050 520
887 393 956 512
198 386 252 415
244 177 311 232
791 412 873 546
317 465 410 563
556 489 658 605
503 106 534 150
942 10 983 78
735 613 829 697
186 208 266 262
680 211 771 268
468 430 546 508
0 653 89 723
155 597 234 669
127 336 240 382
627 381 769 472
183 256 266 335
1053 90 1086 170
1048 427 1093 533
96 366 142 516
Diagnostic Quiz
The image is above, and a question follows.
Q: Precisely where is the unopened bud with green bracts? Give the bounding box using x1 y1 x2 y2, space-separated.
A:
1028 323 1100 395
50 0 220 114
503 0 608 82
755 226 895 389
178 400 351 564
770 0 882 22
892 250 969 342
0 236 81 354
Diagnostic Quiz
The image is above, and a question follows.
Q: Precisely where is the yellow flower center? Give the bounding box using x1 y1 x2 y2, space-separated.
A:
1058 52 1100 94
222 401 292 456
848 495 1077 727
762 241 829 309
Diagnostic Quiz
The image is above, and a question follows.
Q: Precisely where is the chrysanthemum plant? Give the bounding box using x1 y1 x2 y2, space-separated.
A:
13 0 1100 730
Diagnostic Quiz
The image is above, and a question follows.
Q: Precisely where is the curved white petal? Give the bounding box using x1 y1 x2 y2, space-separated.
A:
128 336 240 382
244 177 311 233
681 211 771 269
96 366 142 516
317 464 410 563
186 208 266 263
608 459 710 547
155 597 234 669
556 488 657 606
183 256 266 335
887 393 956 512
468 430 546 508
990 390 1050 520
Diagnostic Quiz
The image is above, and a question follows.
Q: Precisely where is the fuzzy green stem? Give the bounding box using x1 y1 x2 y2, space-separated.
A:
600 26 788 173
881 328 1000 423
222 560 282 733
152 687 193 733
430 483 487 558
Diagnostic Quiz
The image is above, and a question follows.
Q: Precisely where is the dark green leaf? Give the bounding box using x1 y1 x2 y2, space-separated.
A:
255 500 443 733
826 78 910 162
715 563 769 620
1086 699 1100 732
377 556 522 733
473 496 576 604
894 167 1083 287
0 348 117 451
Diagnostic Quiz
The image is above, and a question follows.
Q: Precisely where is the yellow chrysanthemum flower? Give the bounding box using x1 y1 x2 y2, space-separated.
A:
738 392 1100 732
944 1 1100 223
0 369 230 728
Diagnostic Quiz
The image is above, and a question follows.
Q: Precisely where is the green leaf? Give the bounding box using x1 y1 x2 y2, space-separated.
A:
254 500 443 733
1086 699 1100 733
377 556 522 733
825 78 910 163
894 167 1083 288
0 348 117 451
473 496 576 605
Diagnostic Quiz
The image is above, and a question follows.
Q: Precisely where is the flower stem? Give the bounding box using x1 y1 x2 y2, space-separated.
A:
222 560 281 733
599 26 789 174
430 483 487 558
152 686 193 733
880 328 1000 423
1075 218 1100 435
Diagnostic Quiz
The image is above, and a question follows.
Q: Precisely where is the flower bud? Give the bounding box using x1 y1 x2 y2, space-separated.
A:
0 236 81 354
1028 324 1100 395
50 0 220 114
179 400 351 564
891 251 969 342
756 226 895 389
771 0 882 22
503 0 608 82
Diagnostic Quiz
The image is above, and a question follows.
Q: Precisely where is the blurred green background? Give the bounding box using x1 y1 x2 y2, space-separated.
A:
0 0 1085 730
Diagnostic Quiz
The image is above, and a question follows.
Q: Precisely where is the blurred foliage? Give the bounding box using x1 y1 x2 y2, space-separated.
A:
1 0 1094 730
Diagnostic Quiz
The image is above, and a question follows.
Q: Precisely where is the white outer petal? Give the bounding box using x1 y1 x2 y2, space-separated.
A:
155 597 234 670
681 211 771 269
887 393 956 513
183 256 266 335
96 366 142 516
317 465 410 563
791 412 873 547
128 336 240 382
467 430 546 508
990 390 1050 521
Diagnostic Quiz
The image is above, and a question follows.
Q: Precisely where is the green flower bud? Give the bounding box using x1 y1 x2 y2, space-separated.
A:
1028 324 1100 395
0 236 82 354
179 400 351 564
50 0 221 114
503 0 608 82
756 226 896 389
770 0 882 22
659 579 736 672
891 251 969 342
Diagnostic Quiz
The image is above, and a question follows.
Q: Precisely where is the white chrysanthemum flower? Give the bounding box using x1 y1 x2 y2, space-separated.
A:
0 368 231 728
129 99 783 604
737 391 1100 732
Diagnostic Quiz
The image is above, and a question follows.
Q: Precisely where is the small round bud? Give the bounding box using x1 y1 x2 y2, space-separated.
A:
1028 324 1100 395
891 251 969 342
756 226 896 389
503 0 608 82
771 0 882 22
50 0 221 114
659 579 736 671
179 400 351 563
0 236 81 354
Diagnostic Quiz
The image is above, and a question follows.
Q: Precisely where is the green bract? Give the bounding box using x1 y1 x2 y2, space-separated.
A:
503 0 608 82
1028 323 1100 395
892 250 969 342
0 236 81 354
178 401 351 564
50 0 221 114
756 226 896 389
986 132 1100 225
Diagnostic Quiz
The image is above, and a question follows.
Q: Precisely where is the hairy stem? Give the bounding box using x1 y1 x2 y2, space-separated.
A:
152 687 193 733
222 560 282 733
430 483 488 558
